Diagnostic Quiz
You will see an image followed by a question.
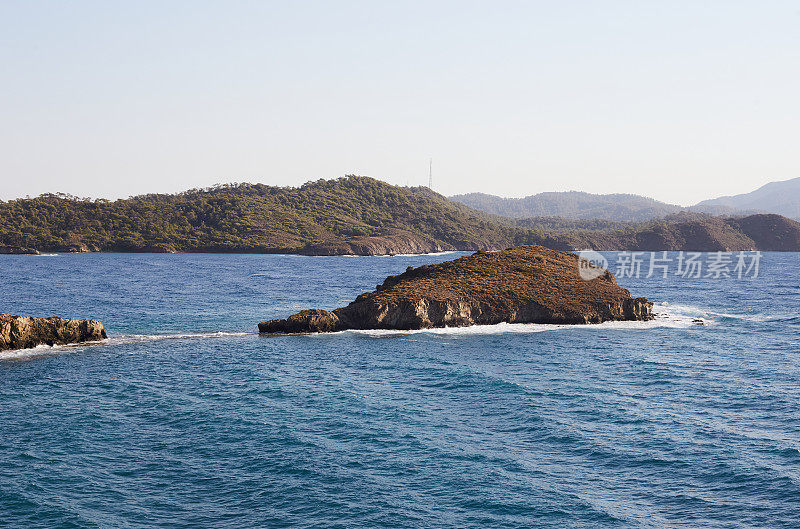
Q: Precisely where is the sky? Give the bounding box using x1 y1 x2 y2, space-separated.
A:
1 1 798 206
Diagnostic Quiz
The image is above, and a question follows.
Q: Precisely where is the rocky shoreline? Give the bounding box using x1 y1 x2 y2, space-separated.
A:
0 314 107 351
0 246 39 255
259 245 653 333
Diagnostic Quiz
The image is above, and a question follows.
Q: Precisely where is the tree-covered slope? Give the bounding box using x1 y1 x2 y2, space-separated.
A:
0 176 537 254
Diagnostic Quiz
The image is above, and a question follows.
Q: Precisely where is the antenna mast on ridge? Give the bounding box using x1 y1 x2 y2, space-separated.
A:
428 158 433 189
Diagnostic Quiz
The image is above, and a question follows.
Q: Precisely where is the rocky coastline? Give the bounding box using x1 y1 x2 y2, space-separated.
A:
259 245 653 333
0 246 39 255
0 314 107 351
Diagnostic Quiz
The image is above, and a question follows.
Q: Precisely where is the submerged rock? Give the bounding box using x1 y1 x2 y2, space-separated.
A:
259 245 653 333
0 314 107 351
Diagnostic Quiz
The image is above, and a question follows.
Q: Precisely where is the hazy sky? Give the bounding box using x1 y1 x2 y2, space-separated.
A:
1 1 798 205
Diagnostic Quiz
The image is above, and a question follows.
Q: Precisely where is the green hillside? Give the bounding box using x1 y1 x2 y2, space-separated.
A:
0 176 538 254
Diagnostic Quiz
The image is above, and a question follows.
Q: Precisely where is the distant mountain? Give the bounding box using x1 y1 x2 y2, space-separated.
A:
692 177 800 220
449 191 682 222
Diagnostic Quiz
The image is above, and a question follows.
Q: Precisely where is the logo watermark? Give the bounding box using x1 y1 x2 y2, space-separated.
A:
578 251 762 280
577 250 609 281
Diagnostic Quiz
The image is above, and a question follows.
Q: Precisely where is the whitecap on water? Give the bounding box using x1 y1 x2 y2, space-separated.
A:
0 339 108 360
0 332 254 360
107 331 253 346
657 302 767 322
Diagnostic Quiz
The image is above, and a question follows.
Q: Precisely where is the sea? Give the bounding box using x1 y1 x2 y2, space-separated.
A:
1 251 798 528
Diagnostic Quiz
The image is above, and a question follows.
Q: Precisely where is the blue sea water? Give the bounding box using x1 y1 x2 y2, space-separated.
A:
1 251 799 528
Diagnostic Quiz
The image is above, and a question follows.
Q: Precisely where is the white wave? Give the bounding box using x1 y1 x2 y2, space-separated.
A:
108 331 252 346
0 347 58 361
313 305 709 338
0 332 254 360
655 302 767 322
0 339 108 360
35 253 60 257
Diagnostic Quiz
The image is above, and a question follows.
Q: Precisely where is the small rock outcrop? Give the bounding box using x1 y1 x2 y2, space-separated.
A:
0 314 107 351
66 242 100 253
0 246 39 255
259 245 653 333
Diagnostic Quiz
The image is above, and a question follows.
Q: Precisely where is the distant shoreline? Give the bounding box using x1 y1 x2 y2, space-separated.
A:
3 248 800 257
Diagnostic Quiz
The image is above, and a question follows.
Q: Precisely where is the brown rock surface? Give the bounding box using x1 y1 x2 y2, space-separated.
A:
0 314 107 351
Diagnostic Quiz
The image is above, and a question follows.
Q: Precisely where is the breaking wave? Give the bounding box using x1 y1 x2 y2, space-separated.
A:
319 303 714 338
0 332 253 360
107 331 253 346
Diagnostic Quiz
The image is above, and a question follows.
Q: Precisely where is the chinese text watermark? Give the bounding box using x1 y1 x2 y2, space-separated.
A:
578 251 762 280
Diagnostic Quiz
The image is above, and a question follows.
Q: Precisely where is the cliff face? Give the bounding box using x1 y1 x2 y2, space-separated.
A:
259 245 653 333
0 314 107 351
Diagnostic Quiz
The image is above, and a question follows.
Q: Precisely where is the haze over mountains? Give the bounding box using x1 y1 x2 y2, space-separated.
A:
450 192 683 222
451 177 800 222
692 177 800 219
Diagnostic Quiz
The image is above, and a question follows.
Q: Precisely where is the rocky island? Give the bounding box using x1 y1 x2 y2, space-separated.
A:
259 245 653 333
0 314 107 351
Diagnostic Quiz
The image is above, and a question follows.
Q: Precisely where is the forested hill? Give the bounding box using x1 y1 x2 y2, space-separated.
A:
0 176 541 254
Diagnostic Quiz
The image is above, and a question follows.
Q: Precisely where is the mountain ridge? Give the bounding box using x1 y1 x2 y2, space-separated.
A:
691 177 800 219
450 191 683 221
452 177 800 221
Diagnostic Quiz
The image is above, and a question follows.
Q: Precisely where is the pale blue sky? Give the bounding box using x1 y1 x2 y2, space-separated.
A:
1 1 798 205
